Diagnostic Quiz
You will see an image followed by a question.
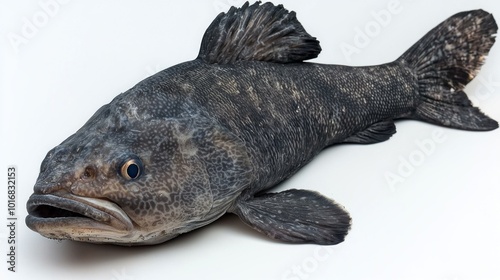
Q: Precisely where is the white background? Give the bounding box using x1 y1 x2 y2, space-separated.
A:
1 0 500 279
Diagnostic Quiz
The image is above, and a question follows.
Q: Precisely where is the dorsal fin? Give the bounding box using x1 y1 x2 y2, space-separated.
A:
198 1 321 64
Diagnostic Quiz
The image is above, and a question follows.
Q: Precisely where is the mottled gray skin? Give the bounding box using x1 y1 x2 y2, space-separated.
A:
167 60 414 194
26 2 497 245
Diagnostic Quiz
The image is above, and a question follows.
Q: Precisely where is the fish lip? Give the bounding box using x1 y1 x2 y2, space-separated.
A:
26 192 134 236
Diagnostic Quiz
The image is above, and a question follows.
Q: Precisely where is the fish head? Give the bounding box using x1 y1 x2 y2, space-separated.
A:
26 90 251 245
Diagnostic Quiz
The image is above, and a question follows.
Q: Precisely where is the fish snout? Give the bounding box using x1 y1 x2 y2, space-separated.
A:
33 170 77 194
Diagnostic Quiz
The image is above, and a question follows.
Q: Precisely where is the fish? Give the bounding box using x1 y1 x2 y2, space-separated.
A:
26 2 498 246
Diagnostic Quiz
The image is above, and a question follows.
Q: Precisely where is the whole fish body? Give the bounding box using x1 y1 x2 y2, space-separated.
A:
26 2 498 245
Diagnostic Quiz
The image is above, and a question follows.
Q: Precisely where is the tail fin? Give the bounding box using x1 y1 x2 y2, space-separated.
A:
400 10 498 131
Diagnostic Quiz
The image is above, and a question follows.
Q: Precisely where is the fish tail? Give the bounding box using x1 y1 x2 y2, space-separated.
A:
400 10 498 131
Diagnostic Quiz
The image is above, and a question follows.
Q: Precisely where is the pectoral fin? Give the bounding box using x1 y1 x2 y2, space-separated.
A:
233 189 351 245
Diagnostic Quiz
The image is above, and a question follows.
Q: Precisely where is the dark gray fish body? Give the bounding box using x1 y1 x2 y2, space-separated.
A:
155 60 414 191
26 2 497 245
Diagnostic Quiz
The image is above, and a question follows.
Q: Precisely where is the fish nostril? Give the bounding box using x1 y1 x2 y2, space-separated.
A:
81 166 97 180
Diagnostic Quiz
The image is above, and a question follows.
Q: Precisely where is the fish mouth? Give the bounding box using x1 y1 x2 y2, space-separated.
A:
26 192 135 243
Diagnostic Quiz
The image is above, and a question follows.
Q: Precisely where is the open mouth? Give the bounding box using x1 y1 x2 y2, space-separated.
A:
26 192 134 241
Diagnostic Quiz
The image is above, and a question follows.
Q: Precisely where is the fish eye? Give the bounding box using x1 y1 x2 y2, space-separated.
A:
120 157 143 180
